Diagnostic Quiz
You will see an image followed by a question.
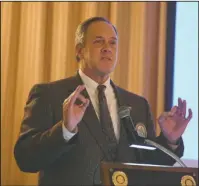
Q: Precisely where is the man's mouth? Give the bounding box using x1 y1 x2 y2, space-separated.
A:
101 57 112 61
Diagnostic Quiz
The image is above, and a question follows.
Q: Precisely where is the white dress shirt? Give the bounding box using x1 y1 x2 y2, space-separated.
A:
62 69 120 141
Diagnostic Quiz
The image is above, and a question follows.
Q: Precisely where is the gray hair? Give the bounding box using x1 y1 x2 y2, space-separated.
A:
75 17 118 62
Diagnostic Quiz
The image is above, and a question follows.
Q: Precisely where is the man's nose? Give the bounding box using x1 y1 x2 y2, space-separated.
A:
101 42 111 53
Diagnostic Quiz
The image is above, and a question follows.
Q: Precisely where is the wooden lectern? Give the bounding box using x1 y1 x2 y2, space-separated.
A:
100 162 198 186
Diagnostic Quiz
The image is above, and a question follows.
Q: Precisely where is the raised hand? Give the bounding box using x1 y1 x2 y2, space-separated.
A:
63 85 90 133
158 98 192 144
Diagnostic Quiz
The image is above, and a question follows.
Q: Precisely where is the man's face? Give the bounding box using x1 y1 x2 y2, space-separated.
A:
79 21 118 76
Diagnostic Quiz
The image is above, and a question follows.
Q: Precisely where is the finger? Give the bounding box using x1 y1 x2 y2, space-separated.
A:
70 85 86 105
176 98 182 116
63 94 87 111
178 97 183 110
63 99 71 112
186 108 193 122
158 112 169 124
63 85 85 107
177 98 186 117
77 94 87 104
63 96 71 108
79 99 90 111
63 98 69 105
182 100 187 117
63 87 81 106
168 106 177 116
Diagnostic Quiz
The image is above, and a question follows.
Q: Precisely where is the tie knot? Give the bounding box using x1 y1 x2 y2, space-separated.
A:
97 85 106 93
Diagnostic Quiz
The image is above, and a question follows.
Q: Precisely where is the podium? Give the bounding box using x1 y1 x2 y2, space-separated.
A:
100 162 198 186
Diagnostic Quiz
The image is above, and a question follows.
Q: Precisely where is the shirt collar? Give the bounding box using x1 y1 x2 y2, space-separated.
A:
79 69 111 90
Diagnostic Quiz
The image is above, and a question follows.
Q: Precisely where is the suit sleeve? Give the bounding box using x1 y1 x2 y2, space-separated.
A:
142 98 184 166
14 84 78 173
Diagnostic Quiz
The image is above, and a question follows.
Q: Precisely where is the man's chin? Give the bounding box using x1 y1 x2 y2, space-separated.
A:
97 69 113 77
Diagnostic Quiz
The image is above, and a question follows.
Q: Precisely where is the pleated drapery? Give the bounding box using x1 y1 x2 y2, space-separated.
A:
1 2 167 185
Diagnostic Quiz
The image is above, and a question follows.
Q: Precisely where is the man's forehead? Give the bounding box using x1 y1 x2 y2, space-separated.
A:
86 21 117 38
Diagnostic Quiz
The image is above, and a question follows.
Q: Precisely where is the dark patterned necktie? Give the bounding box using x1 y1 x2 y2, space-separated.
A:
97 85 117 143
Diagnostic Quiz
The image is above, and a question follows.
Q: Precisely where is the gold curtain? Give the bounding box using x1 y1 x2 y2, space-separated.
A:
1 2 167 185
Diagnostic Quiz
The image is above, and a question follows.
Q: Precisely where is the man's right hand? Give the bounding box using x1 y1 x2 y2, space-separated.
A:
63 85 90 133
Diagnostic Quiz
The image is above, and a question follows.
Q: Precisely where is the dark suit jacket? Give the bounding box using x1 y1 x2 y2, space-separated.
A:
14 73 184 185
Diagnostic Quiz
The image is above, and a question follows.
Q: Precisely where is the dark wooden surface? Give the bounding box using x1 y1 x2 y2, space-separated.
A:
100 161 198 186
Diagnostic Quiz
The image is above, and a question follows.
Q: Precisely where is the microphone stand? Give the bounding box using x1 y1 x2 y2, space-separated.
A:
144 139 187 167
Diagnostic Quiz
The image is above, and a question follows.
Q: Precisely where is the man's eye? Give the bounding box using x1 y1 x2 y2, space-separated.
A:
109 40 117 45
94 40 103 44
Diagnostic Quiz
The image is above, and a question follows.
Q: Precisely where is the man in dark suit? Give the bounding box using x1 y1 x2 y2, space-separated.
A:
14 17 192 186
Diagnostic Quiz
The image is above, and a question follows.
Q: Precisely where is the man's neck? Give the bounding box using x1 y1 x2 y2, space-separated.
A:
80 68 110 85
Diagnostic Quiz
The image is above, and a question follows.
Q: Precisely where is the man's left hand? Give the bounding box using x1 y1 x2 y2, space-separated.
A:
158 98 193 144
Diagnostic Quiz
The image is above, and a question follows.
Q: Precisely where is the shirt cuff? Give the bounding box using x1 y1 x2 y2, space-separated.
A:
167 143 179 150
62 122 77 141
167 139 180 150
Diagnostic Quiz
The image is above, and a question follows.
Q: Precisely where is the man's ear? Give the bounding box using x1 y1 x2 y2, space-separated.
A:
75 44 84 62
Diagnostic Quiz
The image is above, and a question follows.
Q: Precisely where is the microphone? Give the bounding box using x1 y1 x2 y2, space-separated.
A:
118 106 155 150
118 106 187 167
118 106 138 142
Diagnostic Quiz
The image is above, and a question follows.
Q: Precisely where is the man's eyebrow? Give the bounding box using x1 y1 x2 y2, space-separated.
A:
94 36 104 39
110 37 118 40
94 36 118 40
